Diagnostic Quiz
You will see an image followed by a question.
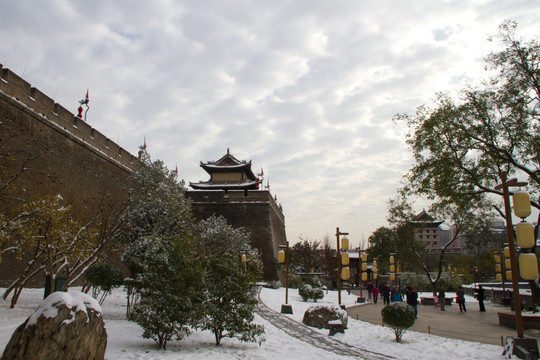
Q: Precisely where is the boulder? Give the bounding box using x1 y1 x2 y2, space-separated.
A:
2 291 107 360
302 303 348 329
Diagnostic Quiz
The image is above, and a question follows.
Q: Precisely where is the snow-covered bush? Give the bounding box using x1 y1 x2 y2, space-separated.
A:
298 284 324 302
132 235 203 350
381 302 416 342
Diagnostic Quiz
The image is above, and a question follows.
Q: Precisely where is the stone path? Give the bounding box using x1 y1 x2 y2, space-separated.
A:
254 287 394 360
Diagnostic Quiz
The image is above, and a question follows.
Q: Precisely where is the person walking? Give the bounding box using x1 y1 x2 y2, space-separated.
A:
391 287 403 302
407 287 419 318
381 284 390 305
367 283 373 300
438 285 446 311
372 286 379 304
456 286 467 312
476 285 486 312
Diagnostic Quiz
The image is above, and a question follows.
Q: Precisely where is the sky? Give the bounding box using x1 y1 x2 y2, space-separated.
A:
1 1 539 247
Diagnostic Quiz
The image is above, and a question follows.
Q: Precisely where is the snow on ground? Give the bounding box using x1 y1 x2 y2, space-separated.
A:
0 286 505 359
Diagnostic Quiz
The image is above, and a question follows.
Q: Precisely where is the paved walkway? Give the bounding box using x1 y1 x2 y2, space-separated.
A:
254 287 395 359
346 295 540 346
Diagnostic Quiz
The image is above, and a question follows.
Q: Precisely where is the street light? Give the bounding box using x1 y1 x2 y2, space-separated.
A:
494 171 529 339
278 241 293 314
336 227 349 306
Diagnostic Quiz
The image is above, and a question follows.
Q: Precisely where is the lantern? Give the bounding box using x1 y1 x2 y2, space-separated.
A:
504 247 510 259
496 273 502 282
494 254 501 264
519 253 539 280
389 255 395 264
506 270 512 281
373 259 378 267
341 237 349 250
516 222 535 249
341 266 350 280
373 273 378 280
513 191 531 218
341 252 350 266
361 253 367 262
240 254 247 263
390 264 395 273
390 273 396 281
505 259 512 269
495 264 501 273
362 263 368 271
362 272 368 281
277 249 285 263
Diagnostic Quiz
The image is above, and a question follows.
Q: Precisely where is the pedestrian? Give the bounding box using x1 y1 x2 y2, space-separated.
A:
391 287 403 302
438 285 446 311
476 285 486 312
372 286 379 304
456 286 467 312
381 284 390 305
406 287 419 318
367 283 373 300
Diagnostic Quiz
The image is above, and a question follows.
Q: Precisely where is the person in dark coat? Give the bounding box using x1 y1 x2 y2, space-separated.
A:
406 287 419 318
381 284 390 305
456 286 467 312
476 285 486 312
438 285 446 311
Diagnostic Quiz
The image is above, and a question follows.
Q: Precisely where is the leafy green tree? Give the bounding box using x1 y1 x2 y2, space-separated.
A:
393 22 540 297
84 263 124 305
133 235 203 350
195 215 265 346
290 236 322 273
199 254 264 345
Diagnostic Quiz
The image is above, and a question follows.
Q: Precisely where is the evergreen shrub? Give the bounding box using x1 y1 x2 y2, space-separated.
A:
381 302 416 342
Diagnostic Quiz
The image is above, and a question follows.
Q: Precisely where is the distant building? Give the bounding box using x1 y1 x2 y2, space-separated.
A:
409 209 445 251
187 150 287 281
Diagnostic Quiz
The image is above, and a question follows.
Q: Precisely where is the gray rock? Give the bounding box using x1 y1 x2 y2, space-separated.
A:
2 291 107 360
302 303 348 329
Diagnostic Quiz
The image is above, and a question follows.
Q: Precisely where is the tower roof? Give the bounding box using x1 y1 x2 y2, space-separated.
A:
409 209 444 227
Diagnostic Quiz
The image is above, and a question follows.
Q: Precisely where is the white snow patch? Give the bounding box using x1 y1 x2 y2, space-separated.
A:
27 291 101 327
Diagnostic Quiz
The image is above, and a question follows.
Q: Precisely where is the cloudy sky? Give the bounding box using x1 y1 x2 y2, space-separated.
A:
1 1 539 247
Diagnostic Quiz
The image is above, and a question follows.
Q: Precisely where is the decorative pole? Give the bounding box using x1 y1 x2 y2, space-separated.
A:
336 227 349 306
278 241 292 314
495 171 526 338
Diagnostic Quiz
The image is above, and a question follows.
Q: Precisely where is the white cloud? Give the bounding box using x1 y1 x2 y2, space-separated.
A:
1 0 539 246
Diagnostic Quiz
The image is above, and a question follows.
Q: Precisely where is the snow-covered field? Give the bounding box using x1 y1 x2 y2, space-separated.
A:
0 286 505 359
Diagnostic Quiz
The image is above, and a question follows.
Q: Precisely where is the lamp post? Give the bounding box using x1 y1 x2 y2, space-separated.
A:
359 249 368 297
278 241 293 314
495 171 527 338
336 227 349 306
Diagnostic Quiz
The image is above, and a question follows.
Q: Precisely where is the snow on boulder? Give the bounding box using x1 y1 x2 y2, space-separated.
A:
1 291 107 360
302 303 348 329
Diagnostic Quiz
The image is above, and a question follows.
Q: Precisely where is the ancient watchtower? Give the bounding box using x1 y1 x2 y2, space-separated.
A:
187 150 287 281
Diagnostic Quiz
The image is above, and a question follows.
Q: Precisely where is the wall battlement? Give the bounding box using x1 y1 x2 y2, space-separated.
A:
0 64 136 170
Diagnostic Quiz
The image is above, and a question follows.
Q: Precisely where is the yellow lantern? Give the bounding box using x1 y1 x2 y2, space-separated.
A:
506 270 512 281
341 252 350 266
495 264 501 273
362 272 368 281
516 222 535 249
390 264 395 273
513 191 531 218
505 259 512 269
496 273 502 282
277 249 285 263
341 237 349 250
361 253 367 262
240 254 247 263
504 247 510 259
494 254 501 264
341 266 350 280
389 255 395 264
519 253 539 280
373 273 378 280
373 259 378 267
390 273 396 281
362 263 368 271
